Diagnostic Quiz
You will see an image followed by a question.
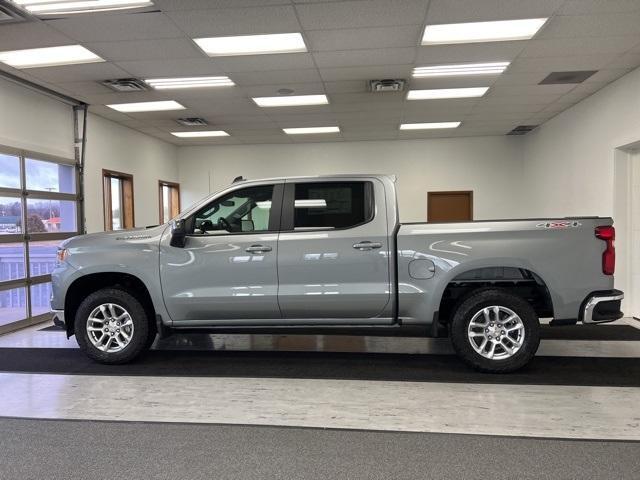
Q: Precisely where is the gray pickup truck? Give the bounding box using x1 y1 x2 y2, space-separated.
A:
51 174 623 372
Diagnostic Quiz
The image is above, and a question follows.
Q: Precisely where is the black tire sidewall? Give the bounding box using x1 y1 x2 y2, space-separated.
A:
450 289 540 373
75 288 149 364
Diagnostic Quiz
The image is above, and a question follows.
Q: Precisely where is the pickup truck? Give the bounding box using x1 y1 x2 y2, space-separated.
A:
51 174 624 372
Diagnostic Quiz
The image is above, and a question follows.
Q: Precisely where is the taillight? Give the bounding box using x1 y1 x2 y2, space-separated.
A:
595 225 615 275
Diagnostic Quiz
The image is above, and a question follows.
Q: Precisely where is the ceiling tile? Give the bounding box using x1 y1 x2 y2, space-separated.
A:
305 25 421 51
155 0 289 10
415 42 526 64
519 35 640 58
425 0 564 24
582 68 634 83
0 22 74 51
25 62 129 83
115 58 226 77
323 80 368 94
507 54 615 73
54 81 114 95
213 53 316 73
313 47 416 68
44 12 184 42
84 38 203 62
241 82 326 96
295 0 428 30
408 76 499 90
541 12 640 38
230 69 322 86
488 84 576 96
318 65 413 81
556 0 640 15
164 5 301 36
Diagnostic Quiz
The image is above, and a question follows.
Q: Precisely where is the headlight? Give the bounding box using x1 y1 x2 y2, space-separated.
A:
56 248 69 265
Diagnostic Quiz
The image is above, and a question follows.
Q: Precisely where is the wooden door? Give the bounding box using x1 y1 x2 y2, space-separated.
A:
427 191 473 222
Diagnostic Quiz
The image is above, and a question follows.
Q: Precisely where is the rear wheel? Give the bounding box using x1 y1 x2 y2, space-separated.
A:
75 288 150 364
449 289 540 373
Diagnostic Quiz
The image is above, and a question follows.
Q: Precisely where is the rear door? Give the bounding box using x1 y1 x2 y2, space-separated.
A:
276 179 393 322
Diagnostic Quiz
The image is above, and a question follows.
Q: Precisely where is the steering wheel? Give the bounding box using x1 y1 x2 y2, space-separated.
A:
218 217 232 232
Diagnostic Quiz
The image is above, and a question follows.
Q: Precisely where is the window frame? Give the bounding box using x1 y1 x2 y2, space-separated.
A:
280 181 375 232
185 183 284 237
158 180 181 224
102 169 134 231
0 145 81 334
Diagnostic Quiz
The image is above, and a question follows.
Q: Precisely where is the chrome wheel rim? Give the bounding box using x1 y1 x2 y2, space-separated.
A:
86 303 134 353
467 306 525 360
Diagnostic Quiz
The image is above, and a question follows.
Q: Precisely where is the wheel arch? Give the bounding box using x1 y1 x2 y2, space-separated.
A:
64 272 156 337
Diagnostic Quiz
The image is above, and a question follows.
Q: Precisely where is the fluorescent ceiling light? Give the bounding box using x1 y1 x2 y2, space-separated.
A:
407 87 489 100
283 126 340 134
194 33 307 57
253 94 328 107
145 76 235 89
422 18 548 45
171 131 229 138
413 62 509 77
107 100 185 113
0 45 103 69
400 122 461 130
11 0 153 15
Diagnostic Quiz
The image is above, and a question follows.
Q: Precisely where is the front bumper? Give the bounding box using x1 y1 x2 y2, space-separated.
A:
581 289 624 324
52 309 65 328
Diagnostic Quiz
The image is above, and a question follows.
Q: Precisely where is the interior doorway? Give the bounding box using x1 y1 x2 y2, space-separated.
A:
427 191 473 223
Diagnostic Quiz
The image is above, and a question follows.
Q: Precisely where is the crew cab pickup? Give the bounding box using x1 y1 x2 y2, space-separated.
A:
51 174 624 372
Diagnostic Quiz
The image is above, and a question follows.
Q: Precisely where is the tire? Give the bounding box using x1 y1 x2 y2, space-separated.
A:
449 288 540 373
75 288 150 364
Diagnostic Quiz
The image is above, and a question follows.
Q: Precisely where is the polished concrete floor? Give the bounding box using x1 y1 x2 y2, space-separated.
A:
0 318 639 440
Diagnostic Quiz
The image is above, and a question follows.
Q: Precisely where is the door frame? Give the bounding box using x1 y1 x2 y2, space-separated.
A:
427 190 473 223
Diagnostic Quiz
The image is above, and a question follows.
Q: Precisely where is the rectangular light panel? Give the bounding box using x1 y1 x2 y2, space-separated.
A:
253 95 328 107
107 100 185 113
422 18 548 45
413 62 509 77
0 45 104 69
145 76 235 89
194 33 307 57
171 131 229 138
407 87 489 100
11 0 153 15
283 126 340 134
400 122 461 130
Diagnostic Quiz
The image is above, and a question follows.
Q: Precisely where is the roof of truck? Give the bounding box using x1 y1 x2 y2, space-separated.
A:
234 173 397 184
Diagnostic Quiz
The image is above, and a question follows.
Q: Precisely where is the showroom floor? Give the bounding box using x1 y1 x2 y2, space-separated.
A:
1 319 639 479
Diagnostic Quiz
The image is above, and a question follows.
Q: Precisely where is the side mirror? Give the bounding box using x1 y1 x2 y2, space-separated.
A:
170 219 187 248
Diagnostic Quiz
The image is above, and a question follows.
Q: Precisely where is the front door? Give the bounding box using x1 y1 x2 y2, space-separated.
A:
160 183 282 324
276 179 393 322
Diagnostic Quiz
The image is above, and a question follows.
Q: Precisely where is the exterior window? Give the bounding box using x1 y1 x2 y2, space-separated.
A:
159 180 180 224
0 151 80 332
103 170 134 231
293 182 371 230
192 185 274 235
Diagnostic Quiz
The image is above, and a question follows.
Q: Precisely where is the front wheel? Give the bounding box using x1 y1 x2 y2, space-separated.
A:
449 289 540 373
75 288 150 364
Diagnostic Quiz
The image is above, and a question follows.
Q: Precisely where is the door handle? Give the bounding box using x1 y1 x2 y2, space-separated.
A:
245 244 272 253
353 241 382 251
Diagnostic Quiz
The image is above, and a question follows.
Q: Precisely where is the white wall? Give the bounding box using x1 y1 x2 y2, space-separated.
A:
178 136 524 223
0 76 74 159
84 114 179 233
522 67 640 218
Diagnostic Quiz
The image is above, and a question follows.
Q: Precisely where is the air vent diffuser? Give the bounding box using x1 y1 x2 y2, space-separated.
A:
369 79 406 92
539 71 597 85
176 117 209 127
507 125 538 136
101 78 148 92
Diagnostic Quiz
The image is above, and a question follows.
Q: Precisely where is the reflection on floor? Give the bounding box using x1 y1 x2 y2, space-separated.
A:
0 318 638 441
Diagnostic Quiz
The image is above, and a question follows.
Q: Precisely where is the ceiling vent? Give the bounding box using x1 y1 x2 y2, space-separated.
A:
0 3 27 23
539 70 597 85
176 117 209 127
369 79 406 92
507 125 538 136
101 78 148 92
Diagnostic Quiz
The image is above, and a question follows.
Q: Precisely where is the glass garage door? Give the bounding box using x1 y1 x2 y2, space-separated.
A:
0 149 81 333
